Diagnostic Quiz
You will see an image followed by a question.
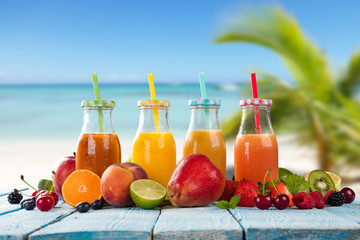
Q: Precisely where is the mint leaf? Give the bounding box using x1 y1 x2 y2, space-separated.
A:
229 195 241 209
283 174 310 194
216 200 230 209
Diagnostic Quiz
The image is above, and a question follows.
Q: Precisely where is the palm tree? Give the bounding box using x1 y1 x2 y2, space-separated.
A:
215 6 360 172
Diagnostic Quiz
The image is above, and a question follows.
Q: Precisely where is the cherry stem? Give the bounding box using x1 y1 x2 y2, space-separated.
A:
20 175 38 192
73 152 76 157
49 171 56 193
15 188 32 197
269 169 279 194
262 168 271 195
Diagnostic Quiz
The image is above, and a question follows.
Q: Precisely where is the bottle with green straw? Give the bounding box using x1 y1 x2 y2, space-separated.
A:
183 72 227 178
75 73 121 178
131 73 176 190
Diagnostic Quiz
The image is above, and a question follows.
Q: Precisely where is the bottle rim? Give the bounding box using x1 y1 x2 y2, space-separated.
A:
239 98 272 106
137 99 170 108
81 100 115 108
188 98 221 106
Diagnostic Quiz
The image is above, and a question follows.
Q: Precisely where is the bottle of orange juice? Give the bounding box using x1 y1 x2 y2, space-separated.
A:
76 100 121 178
234 98 278 184
183 99 226 178
131 99 176 188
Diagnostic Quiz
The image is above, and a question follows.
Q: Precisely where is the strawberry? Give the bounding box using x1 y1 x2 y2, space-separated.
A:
268 182 294 207
218 181 239 201
234 180 258 207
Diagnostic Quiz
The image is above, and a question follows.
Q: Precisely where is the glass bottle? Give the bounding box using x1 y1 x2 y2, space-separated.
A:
76 100 121 177
234 98 278 184
183 99 226 178
131 100 176 188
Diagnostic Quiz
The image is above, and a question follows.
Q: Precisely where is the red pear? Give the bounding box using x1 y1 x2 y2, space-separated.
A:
167 153 225 207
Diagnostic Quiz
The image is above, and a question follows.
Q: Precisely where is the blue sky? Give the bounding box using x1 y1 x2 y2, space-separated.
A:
0 0 360 84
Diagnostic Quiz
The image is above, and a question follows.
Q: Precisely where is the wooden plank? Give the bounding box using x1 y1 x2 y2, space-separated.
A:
0 189 32 216
324 196 360 224
230 203 360 240
29 207 160 240
0 202 75 240
153 205 243 239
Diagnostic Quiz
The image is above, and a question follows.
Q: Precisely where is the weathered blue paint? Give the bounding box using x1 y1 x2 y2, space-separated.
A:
154 204 243 239
0 188 28 197
0 190 31 216
30 207 160 240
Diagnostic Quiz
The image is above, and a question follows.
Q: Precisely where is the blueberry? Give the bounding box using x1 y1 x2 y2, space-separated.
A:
76 202 90 213
91 200 103 210
24 201 36 210
20 198 35 209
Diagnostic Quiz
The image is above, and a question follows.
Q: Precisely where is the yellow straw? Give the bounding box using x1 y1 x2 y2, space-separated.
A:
148 73 160 132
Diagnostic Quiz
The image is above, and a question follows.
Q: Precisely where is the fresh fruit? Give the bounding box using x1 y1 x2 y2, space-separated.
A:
62 170 102 207
36 195 55 211
100 164 136 207
38 179 54 191
293 192 315 209
340 187 355 204
234 180 258 207
278 168 293 181
309 191 325 209
8 189 23 204
21 198 35 209
254 194 272 210
305 171 341 190
76 202 91 213
32 191 40 197
273 194 289 210
219 181 239 202
53 155 76 198
91 200 104 210
130 179 166 209
271 182 294 207
324 190 336 205
168 154 225 207
23 201 36 210
120 162 149 180
327 191 345 206
49 192 59 206
308 170 336 196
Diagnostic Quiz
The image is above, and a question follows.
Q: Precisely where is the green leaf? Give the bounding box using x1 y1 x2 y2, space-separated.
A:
338 50 360 97
215 200 230 209
283 174 310 194
229 195 241 209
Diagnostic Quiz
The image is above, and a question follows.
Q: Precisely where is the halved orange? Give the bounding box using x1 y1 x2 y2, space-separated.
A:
62 170 102 207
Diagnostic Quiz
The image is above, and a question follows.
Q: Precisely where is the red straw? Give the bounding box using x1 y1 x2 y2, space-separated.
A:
251 73 261 134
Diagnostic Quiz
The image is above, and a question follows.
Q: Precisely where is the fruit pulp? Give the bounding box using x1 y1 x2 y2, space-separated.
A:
234 134 278 184
132 132 176 188
183 130 226 178
76 133 121 177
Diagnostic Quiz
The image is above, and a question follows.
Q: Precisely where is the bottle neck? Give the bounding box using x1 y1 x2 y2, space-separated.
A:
239 105 274 135
136 106 171 133
188 106 220 131
81 107 116 134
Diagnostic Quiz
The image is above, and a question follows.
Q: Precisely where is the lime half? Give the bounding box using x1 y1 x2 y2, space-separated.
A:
130 179 166 209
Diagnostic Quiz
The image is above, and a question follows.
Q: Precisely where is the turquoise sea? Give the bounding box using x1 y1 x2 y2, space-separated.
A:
0 84 242 141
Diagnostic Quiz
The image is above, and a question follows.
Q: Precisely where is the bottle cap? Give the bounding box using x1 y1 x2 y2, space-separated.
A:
239 98 272 106
188 98 221 106
81 100 115 108
137 99 170 107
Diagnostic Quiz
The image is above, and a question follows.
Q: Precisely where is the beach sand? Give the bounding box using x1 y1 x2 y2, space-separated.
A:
1 136 359 193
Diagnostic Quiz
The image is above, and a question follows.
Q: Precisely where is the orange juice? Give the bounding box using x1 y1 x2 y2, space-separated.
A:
183 130 226 177
76 133 121 177
132 132 176 187
234 134 278 184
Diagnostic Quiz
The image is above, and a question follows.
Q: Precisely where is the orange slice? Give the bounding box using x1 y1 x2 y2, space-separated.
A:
62 170 102 207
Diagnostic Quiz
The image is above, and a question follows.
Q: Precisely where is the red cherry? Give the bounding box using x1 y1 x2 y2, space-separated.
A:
273 194 289 210
32 190 40 197
49 192 59 206
35 190 48 199
254 194 272 210
36 196 54 211
340 187 355 204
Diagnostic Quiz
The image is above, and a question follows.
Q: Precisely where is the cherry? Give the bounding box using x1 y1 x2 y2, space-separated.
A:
36 195 54 211
273 194 289 210
255 194 272 210
340 187 355 204
36 190 58 206
32 190 40 197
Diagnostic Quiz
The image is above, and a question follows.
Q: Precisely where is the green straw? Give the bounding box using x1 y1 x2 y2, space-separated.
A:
198 72 210 129
92 73 105 132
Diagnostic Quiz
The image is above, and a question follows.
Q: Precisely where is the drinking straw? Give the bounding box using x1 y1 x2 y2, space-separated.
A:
148 73 160 132
251 73 261 134
198 72 210 129
92 73 105 132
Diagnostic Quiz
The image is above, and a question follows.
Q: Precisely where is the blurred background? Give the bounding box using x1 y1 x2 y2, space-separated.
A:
0 0 359 192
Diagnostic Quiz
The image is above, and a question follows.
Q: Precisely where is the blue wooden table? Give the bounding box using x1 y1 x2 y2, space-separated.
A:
1 189 359 240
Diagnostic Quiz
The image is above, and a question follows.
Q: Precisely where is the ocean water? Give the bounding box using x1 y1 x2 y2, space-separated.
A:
0 84 242 141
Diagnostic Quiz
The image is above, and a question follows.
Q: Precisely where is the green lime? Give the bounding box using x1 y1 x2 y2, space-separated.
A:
38 179 54 191
130 179 167 209
279 168 293 181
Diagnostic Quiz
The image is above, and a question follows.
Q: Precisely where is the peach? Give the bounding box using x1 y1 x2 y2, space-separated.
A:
100 163 148 207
